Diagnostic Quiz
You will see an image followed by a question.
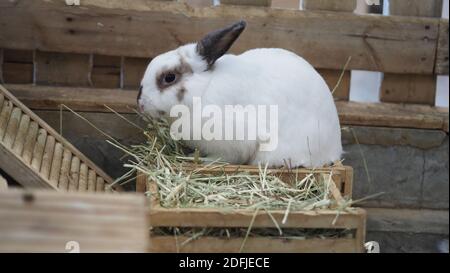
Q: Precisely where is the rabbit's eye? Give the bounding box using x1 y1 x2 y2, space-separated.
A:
164 73 176 84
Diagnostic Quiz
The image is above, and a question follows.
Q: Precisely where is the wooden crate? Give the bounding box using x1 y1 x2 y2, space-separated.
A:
137 164 367 253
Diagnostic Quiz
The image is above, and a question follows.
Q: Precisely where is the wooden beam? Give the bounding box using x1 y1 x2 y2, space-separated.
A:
0 0 440 74
0 189 149 253
2 49 34 84
5 84 448 132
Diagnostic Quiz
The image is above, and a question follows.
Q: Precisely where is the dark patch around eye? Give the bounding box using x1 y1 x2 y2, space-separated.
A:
155 57 193 92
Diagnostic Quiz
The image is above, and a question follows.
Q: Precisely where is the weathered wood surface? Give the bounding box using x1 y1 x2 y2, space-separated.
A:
436 19 449 75
0 189 149 253
6 84 448 132
389 0 443 18
365 208 449 235
0 0 442 74
150 236 359 253
2 49 34 84
380 74 437 105
0 84 116 191
303 0 356 12
221 0 272 6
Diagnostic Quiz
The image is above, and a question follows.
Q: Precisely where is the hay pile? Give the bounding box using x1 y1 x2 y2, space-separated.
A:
111 115 362 247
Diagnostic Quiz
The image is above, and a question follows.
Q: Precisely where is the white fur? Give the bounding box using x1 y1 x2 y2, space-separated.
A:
139 44 342 168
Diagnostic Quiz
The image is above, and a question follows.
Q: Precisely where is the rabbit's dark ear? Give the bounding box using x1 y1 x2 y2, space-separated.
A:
196 20 246 69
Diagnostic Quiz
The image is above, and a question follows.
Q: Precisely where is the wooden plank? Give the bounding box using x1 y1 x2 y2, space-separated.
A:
365 208 449 235
2 49 34 84
435 19 449 75
3 107 22 148
87 170 96 192
78 163 88 192
0 189 149 253
31 128 47 172
58 148 72 191
91 55 121 89
150 236 359 253
49 143 63 187
22 121 39 164
0 0 440 74
389 0 443 17
40 135 55 180
319 69 351 101
380 74 437 105
271 0 300 9
68 157 80 191
149 207 365 229
96 177 105 192
12 114 30 156
221 0 272 6
35 51 90 86
303 0 356 12
0 100 13 139
123 57 150 90
6 84 448 132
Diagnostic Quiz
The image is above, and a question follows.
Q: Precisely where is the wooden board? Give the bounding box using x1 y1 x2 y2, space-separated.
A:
302 0 356 12
2 49 33 84
380 74 437 105
0 0 440 74
365 208 449 235
123 57 150 89
0 84 117 191
5 84 448 132
319 69 351 101
91 55 121 89
221 0 272 6
0 189 149 253
35 51 90 87
389 0 443 18
435 19 449 75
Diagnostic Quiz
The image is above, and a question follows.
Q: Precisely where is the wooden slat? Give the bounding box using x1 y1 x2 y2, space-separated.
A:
68 157 80 191
2 49 34 84
380 74 437 105
149 207 365 229
30 128 47 172
88 170 96 192
0 100 13 139
389 0 443 17
12 114 30 156
436 19 449 75
123 57 150 89
40 135 55 179
0 175 7 190
58 148 72 191
91 55 121 89
271 0 300 9
35 51 90 86
0 0 440 74
3 107 22 148
78 163 88 192
49 143 63 187
150 236 359 253
22 121 39 164
319 69 351 101
0 189 149 253
221 0 272 6
6 84 448 132
302 0 356 12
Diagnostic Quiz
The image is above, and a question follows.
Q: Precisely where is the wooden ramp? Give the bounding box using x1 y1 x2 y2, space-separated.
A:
0 189 148 253
0 84 116 192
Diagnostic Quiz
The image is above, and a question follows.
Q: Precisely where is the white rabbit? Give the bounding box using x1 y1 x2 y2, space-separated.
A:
138 21 342 168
